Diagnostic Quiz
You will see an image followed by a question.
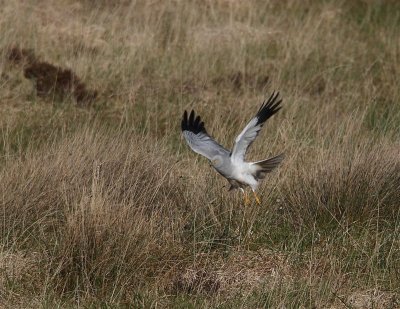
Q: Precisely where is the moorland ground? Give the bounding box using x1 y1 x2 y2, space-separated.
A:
0 0 399 308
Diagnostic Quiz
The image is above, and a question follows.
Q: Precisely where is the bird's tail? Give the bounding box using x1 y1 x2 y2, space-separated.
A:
251 153 284 180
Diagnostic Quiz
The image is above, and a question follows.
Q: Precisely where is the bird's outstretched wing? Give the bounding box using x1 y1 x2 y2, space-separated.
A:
181 110 230 160
231 92 282 164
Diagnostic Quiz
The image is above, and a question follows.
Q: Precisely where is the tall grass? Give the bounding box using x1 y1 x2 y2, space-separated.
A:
0 0 399 307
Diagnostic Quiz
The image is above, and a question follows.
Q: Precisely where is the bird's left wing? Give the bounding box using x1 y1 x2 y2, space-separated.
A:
181 110 230 161
231 92 282 164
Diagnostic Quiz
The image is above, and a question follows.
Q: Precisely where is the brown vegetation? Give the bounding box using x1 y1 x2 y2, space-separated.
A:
6 46 35 65
24 61 97 105
5 45 97 106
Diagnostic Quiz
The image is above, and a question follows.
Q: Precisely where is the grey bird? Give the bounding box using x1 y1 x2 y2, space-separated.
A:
181 91 284 205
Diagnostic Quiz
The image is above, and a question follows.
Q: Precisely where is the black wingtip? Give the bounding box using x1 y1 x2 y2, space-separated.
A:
181 109 207 134
256 91 282 126
181 110 189 131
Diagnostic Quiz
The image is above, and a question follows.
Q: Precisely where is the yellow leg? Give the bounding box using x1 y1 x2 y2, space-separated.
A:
241 189 250 206
252 191 261 205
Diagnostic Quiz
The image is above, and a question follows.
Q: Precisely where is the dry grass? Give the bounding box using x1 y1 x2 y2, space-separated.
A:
0 0 399 307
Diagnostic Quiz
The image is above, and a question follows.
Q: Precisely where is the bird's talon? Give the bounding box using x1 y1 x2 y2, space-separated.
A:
253 191 262 205
243 192 250 206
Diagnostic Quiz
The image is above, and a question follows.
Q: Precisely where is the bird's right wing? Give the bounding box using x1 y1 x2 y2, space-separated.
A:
231 92 282 164
181 110 230 160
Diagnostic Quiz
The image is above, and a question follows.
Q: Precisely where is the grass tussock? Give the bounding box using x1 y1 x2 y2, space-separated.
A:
283 140 400 227
1 131 182 287
0 0 399 307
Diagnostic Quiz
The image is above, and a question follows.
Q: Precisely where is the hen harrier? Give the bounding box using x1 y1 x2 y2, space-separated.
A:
181 91 284 205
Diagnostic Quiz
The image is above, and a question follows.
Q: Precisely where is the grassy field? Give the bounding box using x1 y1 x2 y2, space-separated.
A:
0 0 399 307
